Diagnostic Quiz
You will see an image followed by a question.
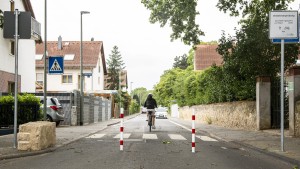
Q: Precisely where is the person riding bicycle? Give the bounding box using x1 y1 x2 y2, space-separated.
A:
144 93 157 129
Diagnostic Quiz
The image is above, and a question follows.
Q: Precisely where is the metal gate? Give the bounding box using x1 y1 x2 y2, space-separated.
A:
271 78 289 128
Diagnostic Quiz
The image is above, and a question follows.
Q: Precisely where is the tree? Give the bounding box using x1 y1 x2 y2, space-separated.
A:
131 87 148 106
141 0 204 46
106 46 125 90
216 0 298 100
173 54 188 69
0 10 3 29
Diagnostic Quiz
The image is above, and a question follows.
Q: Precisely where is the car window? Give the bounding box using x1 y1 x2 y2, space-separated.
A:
157 108 166 112
50 98 61 106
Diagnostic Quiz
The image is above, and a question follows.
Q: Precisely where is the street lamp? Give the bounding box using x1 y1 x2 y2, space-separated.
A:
80 11 90 126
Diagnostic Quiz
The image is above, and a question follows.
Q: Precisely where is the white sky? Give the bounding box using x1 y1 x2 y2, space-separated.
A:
30 0 300 92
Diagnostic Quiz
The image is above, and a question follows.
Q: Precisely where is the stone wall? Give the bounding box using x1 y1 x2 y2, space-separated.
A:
179 101 257 130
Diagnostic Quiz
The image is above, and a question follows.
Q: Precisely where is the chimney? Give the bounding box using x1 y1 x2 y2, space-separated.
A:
58 35 62 50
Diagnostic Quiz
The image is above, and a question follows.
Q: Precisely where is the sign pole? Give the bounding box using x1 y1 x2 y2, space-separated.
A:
280 39 285 152
269 10 298 152
13 9 19 149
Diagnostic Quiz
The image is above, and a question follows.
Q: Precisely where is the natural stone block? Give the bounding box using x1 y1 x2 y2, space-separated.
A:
18 121 56 151
17 132 30 141
18 141 30 151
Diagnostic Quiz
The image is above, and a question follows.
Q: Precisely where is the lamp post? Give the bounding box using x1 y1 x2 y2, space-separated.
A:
80 11 90 126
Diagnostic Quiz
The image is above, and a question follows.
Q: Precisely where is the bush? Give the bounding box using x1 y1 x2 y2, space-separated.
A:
0 93 41 126
129 100 140 114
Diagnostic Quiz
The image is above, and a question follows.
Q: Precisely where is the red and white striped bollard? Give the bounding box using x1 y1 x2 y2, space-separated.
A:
120 108 124 151
192 109 196 153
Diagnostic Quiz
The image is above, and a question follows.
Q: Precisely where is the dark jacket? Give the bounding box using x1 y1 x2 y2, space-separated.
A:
144 95 157 109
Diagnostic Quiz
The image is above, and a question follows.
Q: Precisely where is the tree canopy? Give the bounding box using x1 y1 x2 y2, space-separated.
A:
141 0 203 46
173 54 188 69
106 46 126 90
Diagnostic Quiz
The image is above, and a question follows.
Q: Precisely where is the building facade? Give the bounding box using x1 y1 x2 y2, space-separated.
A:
35 37 107 93
0 0 38 93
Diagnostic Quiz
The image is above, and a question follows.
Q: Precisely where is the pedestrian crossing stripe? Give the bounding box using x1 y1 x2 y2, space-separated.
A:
196 135 218 142
114 133 131 139
142 134 157 139
168 134 187 140
87 134 105 138
50 59 62 71
85 133 218 142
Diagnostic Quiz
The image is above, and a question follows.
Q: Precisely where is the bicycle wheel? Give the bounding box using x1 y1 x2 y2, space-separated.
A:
148 114 152 132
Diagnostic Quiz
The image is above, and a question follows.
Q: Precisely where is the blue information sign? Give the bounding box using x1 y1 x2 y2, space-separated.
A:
48 56 64 74
272 38 299 44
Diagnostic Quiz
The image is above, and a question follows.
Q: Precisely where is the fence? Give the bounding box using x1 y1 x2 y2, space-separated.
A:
0 90 112 126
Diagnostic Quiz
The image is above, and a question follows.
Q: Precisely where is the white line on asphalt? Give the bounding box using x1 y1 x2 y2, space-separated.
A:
168 120 191 132
168 134 187 140
143 134 158 139
114 133 131 139
86 134 106 138
221 147 227 150
196 135 218 142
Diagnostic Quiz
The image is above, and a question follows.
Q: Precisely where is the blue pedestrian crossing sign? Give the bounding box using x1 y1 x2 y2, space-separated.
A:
48 56 64 74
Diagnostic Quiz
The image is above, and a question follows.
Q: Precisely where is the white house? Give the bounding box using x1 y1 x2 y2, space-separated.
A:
0 0 38 93
35 37 107 93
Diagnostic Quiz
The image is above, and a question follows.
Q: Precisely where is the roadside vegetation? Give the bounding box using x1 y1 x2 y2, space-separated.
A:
0 93 41 126
150 1 299 107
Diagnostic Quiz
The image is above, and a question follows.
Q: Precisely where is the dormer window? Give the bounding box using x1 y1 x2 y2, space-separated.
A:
35 54 43 60
64 54 75 60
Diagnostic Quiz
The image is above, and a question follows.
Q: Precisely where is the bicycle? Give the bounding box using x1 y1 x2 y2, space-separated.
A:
147 109 155 132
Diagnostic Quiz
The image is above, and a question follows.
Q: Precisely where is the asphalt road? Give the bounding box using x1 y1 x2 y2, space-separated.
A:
0 114 297 169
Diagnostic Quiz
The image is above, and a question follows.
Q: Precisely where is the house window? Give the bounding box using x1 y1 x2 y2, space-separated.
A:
10 41 15 56
8 81 15 94
36 73 43 86
62 75 73 83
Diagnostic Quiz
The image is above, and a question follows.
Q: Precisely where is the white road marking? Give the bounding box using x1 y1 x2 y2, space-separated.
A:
168 134 187 140
221 147 227 150
86 134 106 138
168 120 191 132
113 133 131 139
143 134 158 139
196 135 218 142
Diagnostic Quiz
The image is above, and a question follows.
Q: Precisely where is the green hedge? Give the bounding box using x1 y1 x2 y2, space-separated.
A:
0 93 42 126
154 65 256 107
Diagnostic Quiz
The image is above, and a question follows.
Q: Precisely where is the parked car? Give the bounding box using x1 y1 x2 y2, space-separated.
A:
155 107 168 119
37 96 64 126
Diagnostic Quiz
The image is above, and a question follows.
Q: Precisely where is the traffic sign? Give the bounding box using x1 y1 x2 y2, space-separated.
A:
269 10 298 39
83 73 92 77
48 56 64 74
272 38 299 44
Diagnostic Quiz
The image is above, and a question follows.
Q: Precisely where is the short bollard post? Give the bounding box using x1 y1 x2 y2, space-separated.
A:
192 109 196 153
120 108 124 151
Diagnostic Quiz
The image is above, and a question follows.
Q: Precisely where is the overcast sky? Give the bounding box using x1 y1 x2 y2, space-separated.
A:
30 0 299 92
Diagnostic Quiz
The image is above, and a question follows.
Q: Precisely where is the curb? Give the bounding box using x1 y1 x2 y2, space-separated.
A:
169 117 300 166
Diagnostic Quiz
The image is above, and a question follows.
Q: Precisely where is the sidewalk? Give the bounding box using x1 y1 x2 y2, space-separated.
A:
0 114 300 166
169 117 300 166
0 113 138 160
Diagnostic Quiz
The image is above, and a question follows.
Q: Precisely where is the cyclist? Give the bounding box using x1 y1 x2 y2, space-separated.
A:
144 93 157 129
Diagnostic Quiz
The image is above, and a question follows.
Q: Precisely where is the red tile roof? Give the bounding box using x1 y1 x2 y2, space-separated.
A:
194 45 223 70
35 41 107 75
